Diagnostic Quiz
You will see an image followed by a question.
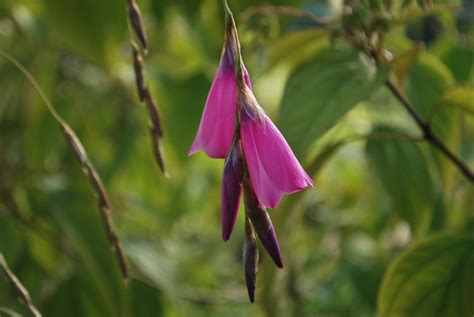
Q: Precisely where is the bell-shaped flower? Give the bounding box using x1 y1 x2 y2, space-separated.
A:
221 141 244 241
189 15 249 158
240 86 315 209
188 48 237 158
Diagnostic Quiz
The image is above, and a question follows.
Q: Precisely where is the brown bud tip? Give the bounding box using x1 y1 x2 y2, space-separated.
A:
243 217 259 303
243 175 284 268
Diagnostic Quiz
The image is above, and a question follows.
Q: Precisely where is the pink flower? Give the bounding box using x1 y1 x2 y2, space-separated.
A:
188 51 237 158
239 86 315 209
221 141 244 241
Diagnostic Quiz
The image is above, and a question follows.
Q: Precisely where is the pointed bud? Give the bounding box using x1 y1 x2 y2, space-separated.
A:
243 174 284 268
221 141 244 241
243 216 258 303
127 0 148 51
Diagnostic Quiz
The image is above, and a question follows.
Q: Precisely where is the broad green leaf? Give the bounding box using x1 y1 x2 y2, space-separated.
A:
441 86 474 114
405 53 455 138
279 48 390 157
366 126 434 232
378 234 474 317
406 53 455 117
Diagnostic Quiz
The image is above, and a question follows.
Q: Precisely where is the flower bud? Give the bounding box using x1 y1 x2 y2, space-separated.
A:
221 141 244 241
243 216 258 303
243 174 284 268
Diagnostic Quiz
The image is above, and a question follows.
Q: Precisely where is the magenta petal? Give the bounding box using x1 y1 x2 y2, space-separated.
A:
241 110 315 209
189 60 237 158
221 143 244 241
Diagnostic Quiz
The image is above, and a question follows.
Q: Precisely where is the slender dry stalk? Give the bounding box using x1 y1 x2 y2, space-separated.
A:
127 0 148 51
132 43 147 102
0 254 42 317
0 49 129 281
126 0 167 175
59 122 130 278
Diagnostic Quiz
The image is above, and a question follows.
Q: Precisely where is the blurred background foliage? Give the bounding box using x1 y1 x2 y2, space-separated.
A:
0 0 473 316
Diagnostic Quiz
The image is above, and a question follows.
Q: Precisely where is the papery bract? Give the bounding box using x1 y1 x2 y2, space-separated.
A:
240 88 315 209
221 141 244 241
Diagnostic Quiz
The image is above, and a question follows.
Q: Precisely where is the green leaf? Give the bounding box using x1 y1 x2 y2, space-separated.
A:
405 53 455 138
378 234 474 317
393 45 423 89
0 216 23 264
366 126 434 232
441 45 474 83
406 53 455 117
268 28 328 69
41 0 126 65
279 48 390 157
441 86 474 114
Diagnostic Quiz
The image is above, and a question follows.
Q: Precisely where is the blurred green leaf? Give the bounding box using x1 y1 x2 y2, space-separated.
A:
406 53 455 116
393 45 423 89
378 234 474 317
130 279 166 317
0 216 23 264
279 48 390 157
366 126 434 232
440 45 474 83
268 28 328 69
41 0 126 65
406 53 455 138
441 86 474 114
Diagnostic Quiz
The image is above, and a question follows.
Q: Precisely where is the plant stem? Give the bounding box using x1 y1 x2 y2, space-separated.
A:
385 78 474 182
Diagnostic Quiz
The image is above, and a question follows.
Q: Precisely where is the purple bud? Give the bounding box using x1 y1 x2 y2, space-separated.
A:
243 174 284 268
221 141 244 241
243 216 258 303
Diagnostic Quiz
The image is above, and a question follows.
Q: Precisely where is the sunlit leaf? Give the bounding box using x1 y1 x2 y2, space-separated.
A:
279 48 390 157
441 86 474 114
378 234 474 317
393 45 423 89
268 28 328 69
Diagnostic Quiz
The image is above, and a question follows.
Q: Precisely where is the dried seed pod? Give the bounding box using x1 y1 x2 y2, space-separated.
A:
0 254 42 317
59 122 89 167
243 216 259 303
243 174 284 268
144 89 163 138
127 0 148 51
150 127 167 175
59 122 129 279
132 43 147 102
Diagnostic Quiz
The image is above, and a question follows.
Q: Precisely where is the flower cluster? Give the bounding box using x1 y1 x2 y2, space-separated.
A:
189 1 314 302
